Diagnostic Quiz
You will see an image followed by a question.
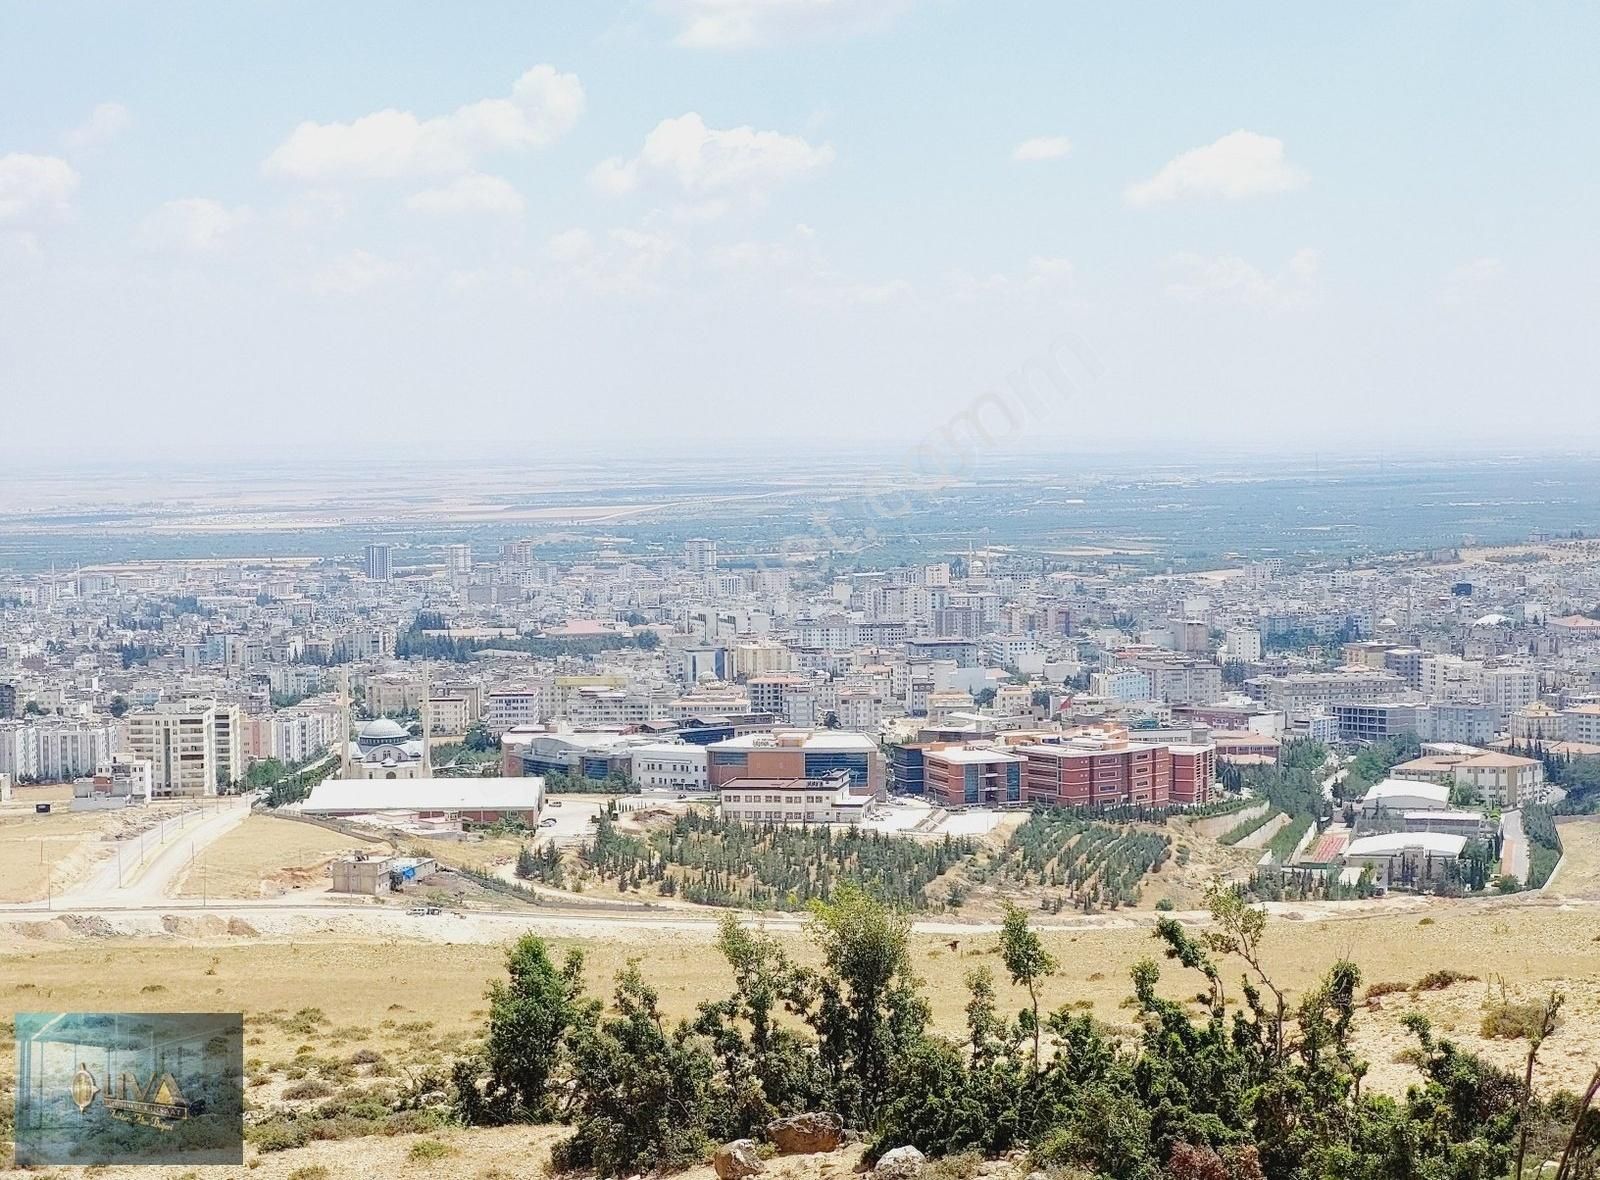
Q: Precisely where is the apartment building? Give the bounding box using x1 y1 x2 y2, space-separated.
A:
1116 652 1223 705
1452 751 1544 808
33 719 119 781
485 687 544 735
126 700 223 797
1249 670 1406 715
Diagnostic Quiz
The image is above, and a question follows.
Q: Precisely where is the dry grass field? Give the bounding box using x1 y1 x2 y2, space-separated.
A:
9 1123 867 1180
0 802 115 903
172 815 391 899
4 817 1597 1178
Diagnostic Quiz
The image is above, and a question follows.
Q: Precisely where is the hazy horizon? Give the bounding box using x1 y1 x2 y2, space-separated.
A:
4 2 1598 458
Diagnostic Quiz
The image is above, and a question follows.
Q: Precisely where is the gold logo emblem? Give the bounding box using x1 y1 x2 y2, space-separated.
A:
70 1063 99 1114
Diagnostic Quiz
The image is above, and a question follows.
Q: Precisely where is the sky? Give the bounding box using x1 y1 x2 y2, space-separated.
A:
2 1 1598 462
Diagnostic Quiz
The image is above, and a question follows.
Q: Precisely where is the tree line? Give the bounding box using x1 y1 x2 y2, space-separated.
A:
451 884 1600 1179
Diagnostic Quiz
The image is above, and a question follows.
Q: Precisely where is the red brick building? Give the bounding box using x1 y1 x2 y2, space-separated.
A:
1013 733 1214 809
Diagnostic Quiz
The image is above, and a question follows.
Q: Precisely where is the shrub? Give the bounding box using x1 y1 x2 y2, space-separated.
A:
1364 981 1409 1001
1414 969 1478 993
408 1138 458 1162
1480 1000 1552 1041
287 1168 330 1180
247 1119 311 1153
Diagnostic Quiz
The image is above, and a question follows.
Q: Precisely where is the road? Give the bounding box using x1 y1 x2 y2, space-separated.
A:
1499 808 1529 885
48 797 254 910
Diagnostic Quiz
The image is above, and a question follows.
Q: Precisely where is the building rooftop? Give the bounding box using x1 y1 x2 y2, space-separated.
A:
922 746 1027 765
1346 832 1468 858
304 777 543 813
711 730 878 753
1362 778 1452 806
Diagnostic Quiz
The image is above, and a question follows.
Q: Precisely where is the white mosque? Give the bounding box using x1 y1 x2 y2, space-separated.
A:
337 671 433 780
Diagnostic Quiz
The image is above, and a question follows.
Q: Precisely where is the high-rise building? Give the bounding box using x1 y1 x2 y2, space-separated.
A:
211 702 244 787
0 683 15 719
444 543 472 575
364 542 393 582
126 700 221 798
684 537 717 572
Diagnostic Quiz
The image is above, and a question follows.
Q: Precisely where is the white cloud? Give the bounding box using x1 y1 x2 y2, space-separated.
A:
946 255 1073 303
591 113 832 199
264 65 583 182
546 226 681 296
136 197 252 254
64 102 132 154
1442 256 1503 304
1166 247 1319 309
662 0 913 48
1126 130 1307 206
1012 136 1071 162
406 173 525 216
309 250 407 296
0 153 80 224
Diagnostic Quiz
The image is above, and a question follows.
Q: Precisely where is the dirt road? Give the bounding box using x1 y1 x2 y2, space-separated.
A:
47 797 253 910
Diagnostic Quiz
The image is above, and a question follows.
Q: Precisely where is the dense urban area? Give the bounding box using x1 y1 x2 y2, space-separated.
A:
4 496 1600 1178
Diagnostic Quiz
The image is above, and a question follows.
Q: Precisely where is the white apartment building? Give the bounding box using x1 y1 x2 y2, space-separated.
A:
731 642 793 679
267 707 340 764
126 700 224 798
994 682 1034 717
1092 669 1153 702
34 719 118 781
0 718 118 782
985 636 1039 667
1253 670 1406 715
629 743 709 792
0 720 39 780
212 703 244 787
1419 655 1483 703
1481 666 1537 722
486 687 544 735
835 686 886 733
566 687 654 729
1563 704 1600 745
427 695 472 734
1224 629 1263 662
1452 751 1545 808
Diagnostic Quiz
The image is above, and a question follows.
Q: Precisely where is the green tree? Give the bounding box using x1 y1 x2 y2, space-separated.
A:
458 934 594 1124
999 902 1056 1068
807 885 927 1125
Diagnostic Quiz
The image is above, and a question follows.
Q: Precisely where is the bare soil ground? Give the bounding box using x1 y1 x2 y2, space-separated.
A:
20 1124 867 1180
171 814 392 899
0 794 176 903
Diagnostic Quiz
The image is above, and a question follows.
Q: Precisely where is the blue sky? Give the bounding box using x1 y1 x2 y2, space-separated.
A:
2 1 1597 460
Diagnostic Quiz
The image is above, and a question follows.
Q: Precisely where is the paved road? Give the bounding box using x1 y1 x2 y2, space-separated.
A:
1500 808 1529 885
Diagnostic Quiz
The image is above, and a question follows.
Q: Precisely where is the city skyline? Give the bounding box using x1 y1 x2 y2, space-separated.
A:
4 2 1598 458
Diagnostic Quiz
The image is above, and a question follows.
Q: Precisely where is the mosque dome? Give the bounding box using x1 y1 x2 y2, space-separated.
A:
357 717 410 749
